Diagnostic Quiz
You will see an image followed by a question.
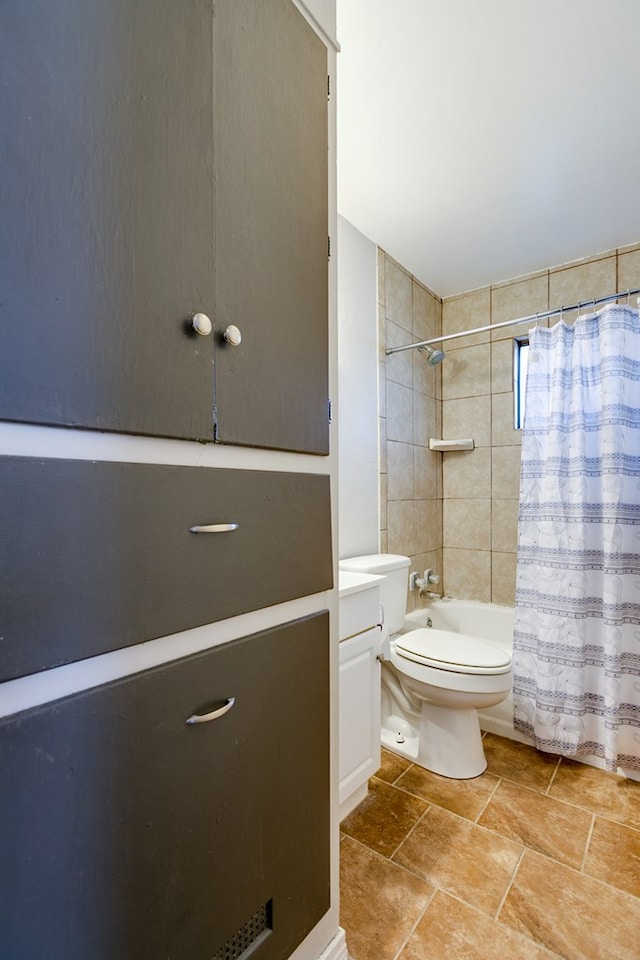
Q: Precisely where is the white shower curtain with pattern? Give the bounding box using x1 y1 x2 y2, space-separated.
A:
513 304 640 774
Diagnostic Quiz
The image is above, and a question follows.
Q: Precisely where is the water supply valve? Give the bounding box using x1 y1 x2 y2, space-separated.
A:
409 569 441 597
409 569 439 590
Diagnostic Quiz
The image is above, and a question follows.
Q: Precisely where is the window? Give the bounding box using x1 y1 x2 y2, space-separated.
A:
514 337 529 429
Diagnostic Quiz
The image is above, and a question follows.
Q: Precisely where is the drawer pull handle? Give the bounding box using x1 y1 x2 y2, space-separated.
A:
189 523 239 534
186 697 236 725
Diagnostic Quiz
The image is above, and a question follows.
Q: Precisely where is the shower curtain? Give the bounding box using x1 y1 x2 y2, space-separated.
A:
513 304 640 773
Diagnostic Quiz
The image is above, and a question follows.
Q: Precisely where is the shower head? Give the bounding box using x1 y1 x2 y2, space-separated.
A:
418 344 446 365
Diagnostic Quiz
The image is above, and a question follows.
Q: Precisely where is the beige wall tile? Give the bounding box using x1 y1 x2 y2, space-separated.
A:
386 381 413 443
492 392 521 447
443 548 491 602
413 392 437 448
492 446 521 500
442 343 491 400
442 396 491 447
492 499 519 553
385 258 412 331
617 247 640 295
442 287 491 349
387 440 414 501
416 499 443 553
492 339 515 395
385 320 413 388
413 282 439 342
490 272 548 340
388 500 415 557
443 498 491 550
549 254 616 324
379 529 388 552
414 445 441 500
492 551 517 606
443 447 491 499
413 347 440 398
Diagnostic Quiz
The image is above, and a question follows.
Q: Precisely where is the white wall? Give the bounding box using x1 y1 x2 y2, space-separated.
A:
337 216 379 559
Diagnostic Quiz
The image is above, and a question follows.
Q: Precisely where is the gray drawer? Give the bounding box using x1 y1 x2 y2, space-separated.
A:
0 457 333 680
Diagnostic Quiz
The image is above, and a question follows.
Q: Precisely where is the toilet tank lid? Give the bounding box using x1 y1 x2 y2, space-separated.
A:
339 554 410 574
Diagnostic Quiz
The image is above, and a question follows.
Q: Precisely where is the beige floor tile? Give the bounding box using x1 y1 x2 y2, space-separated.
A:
340 777 429 858
374 748 412 785
478 779 593 868
549 759 640 830
340 835 435 960
483 733 559 792
500 849 640 960
583 817 640 899
392 805 522 917
395 763 499 821
399 890 556 960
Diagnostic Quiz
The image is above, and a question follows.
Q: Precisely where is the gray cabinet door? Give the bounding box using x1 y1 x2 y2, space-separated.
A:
0 457 333 681
0 0 329 454
212 0 329 455
0 613 331 960
0 0 215 441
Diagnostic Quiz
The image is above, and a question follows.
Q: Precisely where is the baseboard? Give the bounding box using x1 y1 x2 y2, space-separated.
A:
316 927 349 960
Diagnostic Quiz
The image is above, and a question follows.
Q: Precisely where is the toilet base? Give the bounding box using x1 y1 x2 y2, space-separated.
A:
417 703 487 779
381 704 487 779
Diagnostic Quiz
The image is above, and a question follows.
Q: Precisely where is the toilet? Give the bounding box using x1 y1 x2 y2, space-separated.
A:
339 554 512 779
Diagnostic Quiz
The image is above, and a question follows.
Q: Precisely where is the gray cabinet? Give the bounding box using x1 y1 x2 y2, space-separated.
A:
0 0 329 454
0 2 334 955
0 613 331 960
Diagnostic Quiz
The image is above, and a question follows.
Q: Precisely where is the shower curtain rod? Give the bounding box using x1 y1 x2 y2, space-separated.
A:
385 285 640 356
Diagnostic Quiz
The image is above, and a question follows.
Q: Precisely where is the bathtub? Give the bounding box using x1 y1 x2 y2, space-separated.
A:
403 598 529 745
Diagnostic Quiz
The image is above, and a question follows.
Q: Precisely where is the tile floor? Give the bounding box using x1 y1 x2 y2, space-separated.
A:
340 733 640 960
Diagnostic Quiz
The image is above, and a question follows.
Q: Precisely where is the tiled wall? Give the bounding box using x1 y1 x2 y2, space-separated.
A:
378 241 640 609
377 250 443 613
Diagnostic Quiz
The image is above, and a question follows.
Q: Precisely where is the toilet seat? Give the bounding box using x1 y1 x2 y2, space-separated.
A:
393 628 511 676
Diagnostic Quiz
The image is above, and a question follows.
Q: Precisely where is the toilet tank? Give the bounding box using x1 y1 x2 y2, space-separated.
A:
339 554 410 635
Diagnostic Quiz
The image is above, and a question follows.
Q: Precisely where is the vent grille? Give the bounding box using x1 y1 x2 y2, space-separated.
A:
211 900 272 960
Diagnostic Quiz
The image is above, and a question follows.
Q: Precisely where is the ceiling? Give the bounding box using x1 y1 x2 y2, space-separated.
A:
336 0 640 297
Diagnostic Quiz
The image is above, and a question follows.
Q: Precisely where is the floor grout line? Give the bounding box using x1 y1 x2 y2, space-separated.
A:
390 894 434 960
386 801 432 863
544 756 563 795
494 845 526 921
474 773 502 823
580 812 597 873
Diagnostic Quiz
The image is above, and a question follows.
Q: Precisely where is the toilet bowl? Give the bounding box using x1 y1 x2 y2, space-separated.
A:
339 554 512 779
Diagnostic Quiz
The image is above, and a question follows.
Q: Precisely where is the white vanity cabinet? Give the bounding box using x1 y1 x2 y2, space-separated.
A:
338 572 383 820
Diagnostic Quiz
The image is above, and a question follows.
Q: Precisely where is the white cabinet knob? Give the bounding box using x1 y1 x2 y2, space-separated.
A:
192 312 212 336
223 324 242 347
